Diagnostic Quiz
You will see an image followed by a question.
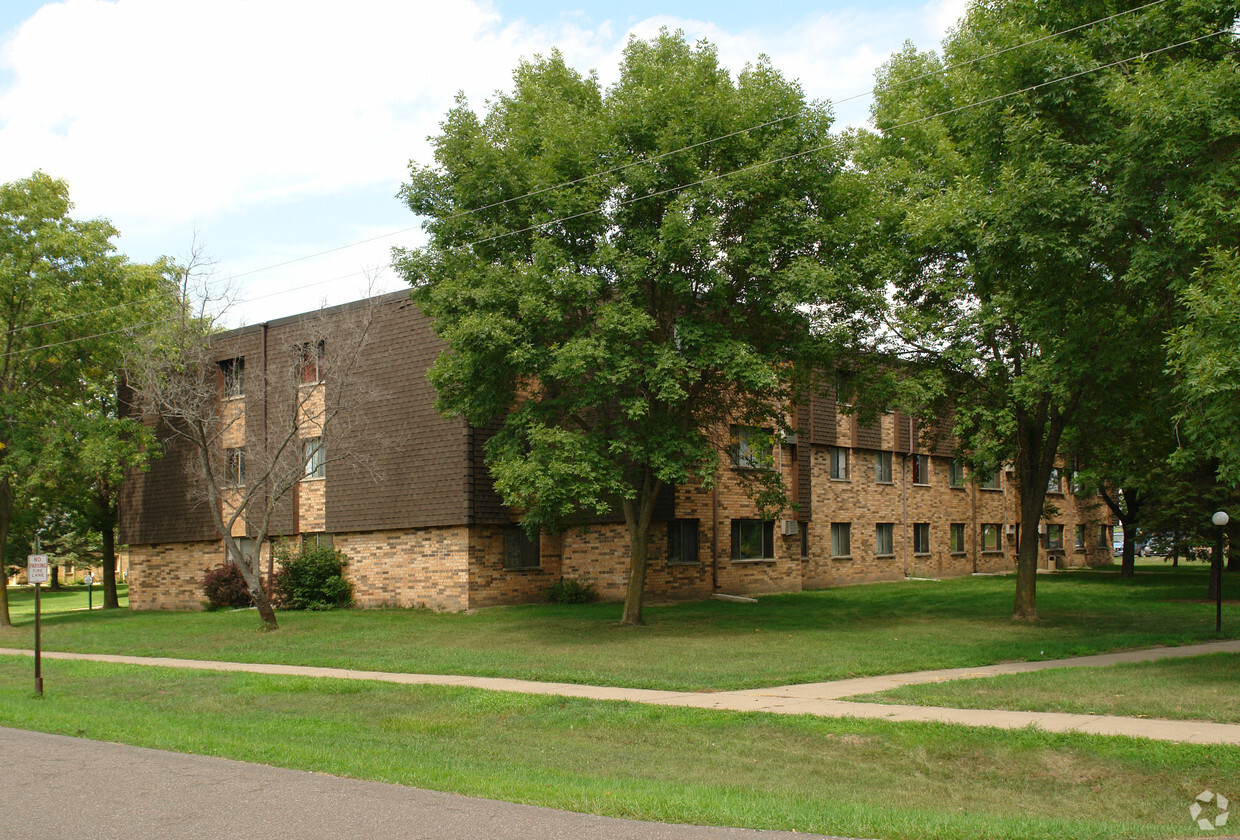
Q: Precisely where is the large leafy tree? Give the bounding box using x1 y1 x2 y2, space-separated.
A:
0 172 164 625
853 0 1237 619
396 32 867 624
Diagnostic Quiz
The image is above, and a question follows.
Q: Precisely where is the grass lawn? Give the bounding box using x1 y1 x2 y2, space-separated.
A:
0 566 1233 691
5 584 126 622
852 651 1240 723
0 656 1231 840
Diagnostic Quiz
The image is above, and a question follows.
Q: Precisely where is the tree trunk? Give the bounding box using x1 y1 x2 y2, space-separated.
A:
252 583 278 630
101 523 120 609
620 470 662 627
1121 535 1136 577
1228 520 1238 573
0 479 11 627
1011 407 1064 622
50 565 60 591
1208 540 1222 602
229 541 279 630
1012 491 1044 621
1100 487 1137 578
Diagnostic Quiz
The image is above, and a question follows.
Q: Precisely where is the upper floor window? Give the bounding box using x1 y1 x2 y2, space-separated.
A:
949 458 966 487
835 370 853 405
219 357 244 398
829 446 849 480
875 451 893 483
298 341 325 385
1045 523 1064 550
303 437 325 479
978 468 1001 490
1046 468 1062 494
224 447 245 486
912 454 930 486
730 426 772 471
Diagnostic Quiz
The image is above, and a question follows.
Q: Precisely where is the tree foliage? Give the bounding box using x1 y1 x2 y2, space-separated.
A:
853 0 1238 619
396 31 867 624
0 172 164 624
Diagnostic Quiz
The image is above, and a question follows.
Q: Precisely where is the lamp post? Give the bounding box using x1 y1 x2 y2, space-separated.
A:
1213 510 1229 634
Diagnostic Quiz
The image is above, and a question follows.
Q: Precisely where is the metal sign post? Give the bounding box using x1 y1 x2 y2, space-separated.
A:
27 554 48 696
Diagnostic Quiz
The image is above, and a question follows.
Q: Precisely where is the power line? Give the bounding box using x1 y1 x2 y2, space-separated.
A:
5 0 1178 337
10 18 1231 360
224 0 1174 282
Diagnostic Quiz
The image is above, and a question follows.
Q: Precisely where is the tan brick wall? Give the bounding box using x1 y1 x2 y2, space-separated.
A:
336 527 470 611
128 541 223 610
558 521 713 603
469 525 562 607
220 399 245 449
296 383 326 434
299 479 326 531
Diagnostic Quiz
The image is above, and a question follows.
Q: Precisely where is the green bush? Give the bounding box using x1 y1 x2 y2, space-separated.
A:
272 542 353 610
546 577 598 604
201 564 252 610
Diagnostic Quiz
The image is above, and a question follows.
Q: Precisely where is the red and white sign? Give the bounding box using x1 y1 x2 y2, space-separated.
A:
27 555 48 584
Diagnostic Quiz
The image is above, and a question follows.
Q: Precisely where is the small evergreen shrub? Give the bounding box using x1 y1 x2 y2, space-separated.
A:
546 577 598 604
202 563 252 610
272 542 353 610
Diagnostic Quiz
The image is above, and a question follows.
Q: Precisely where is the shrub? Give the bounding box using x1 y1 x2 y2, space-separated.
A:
202 563 252 610
272 542 353 610
546 577 598 604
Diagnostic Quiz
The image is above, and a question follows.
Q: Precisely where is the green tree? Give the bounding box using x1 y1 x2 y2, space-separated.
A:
396 32 866 624
853 0 1237 619
0 172 158 626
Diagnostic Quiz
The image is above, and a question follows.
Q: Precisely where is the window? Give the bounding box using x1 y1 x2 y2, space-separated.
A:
949 458 965 487
875 451 893 483
303 437 325 479
731 519 774 560
1071 472 1087 494
978 469 1001 490
875 523 894 556
303 532 333 551
503 526 540 569
1098 525 1110 549
1045 524 1064 550
224 447 245 486
1075 524 1086 550
830 523 851 557
800 523 809 559
835 370 853 405
912 454 930 485
298 340 325 385
1046 468 1062 494
829 446 849 480
219 357 244 398
667 519 699 565
730 426 771 470
981 524 1001 552
228 536 257 565
950 523 966 553
913 522 930 554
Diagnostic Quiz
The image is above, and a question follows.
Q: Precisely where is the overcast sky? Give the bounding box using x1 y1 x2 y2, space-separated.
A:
0 0 967 326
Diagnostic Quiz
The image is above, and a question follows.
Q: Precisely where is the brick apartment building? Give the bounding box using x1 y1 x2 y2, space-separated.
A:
119 291 1114 611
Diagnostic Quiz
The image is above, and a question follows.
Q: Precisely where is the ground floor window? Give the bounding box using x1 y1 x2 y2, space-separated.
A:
800 522 809 559
302 532 333 551
913 522 930 554
875 522 894 556
981 523 1001 552
949 523 965 553
830 523 851 557
1098 525 1110 548
503 526 540 569
1045 524 1064 551
731 519 774 560
667 519 699 565
1074 524 1086 550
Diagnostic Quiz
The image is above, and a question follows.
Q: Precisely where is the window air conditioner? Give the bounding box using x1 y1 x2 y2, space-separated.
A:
1005 524 1016 536
781 520 800 536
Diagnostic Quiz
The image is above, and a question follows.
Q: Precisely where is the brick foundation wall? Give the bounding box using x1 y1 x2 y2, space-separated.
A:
336 527 470 611
559 521 713 603
128 541 223 610
467 525 561 608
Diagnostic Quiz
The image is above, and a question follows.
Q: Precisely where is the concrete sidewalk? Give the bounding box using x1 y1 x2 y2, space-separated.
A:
3 639 1239 745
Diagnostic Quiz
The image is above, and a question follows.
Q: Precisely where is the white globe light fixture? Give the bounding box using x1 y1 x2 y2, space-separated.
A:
1214 510 1230 528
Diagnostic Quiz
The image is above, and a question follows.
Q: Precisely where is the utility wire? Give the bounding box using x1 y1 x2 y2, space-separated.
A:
5 0 1179 336
225 0 1173 281
11 19 1231 359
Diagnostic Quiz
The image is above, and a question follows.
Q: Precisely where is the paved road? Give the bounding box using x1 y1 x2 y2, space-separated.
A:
1 728 851 840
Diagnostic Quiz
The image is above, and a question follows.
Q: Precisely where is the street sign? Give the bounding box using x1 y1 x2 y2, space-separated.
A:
27 554 48 585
